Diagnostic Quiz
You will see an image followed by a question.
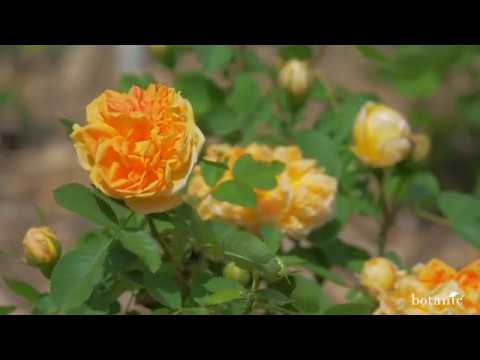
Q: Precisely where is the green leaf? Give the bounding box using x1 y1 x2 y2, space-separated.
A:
59 118 77 136
227 74 260 116
151 45 188 69
204 289 244 305
201 159 227 187
118 230 162 273
53 183 118 227
294 130 341 176
438 192 480 248
256 288 291 307
179 307 210 315
278 45 313 61
51 232 113 311
243 50 273 74
355 45 391 67
175 72 223 116
0 305 15 315
119 73 154 92
303 263 349 287
195 45 234 75
65 305 107 315
345 288 376 307
205 105 242 136
312 233 370 268
211 223 280 278
324 303 373 315
144 265 182 309
204 277 244 292
260 225 282 254
32 295 58 315
310 80 328 101
2 278 42 304
291 276 331 314
233 154 284 190
398 172 440 209
212 180 256 208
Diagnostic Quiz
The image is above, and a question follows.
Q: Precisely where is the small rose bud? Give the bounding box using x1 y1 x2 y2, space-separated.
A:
352 102 412 168
223 262 251 286
278 59 311 96
23 227 61 267
361 257 397 294
410 133 431 162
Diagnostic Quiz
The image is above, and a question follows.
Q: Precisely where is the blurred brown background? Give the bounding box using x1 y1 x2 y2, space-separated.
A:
1 45 478 314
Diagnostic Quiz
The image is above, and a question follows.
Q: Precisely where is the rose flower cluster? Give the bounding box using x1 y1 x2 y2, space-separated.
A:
187 143 338 238
361 257 480 315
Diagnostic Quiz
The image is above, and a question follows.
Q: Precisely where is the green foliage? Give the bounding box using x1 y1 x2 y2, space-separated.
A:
50 232 113 312
278 45 313 61
175 72 223 116
119 73 155 92
438 192 480 248
194 45 235 75
2 278 42 304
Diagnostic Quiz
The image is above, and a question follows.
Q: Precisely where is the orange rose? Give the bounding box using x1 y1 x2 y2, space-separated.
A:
71 84 205 214
188 143 337 237
362 257 480 315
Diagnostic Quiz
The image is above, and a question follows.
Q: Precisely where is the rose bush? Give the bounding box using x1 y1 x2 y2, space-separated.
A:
2 45 480 316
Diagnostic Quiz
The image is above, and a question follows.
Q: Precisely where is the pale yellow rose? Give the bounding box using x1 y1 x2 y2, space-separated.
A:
71 84 205 214
352 102 412 168
278 59 312 96
23 227 61 266
187 143 337 237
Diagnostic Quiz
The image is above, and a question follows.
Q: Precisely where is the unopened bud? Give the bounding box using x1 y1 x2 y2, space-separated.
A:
361 257 397 294
223 262 251 286
278 59 311 96
23 227 61 267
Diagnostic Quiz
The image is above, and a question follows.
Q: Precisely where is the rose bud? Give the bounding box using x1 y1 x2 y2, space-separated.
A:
361 257 398 294
278 59 312 96
23 226 61 267
352 102 412 168
223 262 251 286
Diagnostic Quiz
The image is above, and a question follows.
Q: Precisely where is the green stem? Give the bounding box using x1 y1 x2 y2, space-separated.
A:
415 207 450 226
245 272 260 314
377 169 394 256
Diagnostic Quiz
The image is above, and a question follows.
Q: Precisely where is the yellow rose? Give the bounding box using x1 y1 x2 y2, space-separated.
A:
369 258 480 315
278 59 311 96
360 257 397 294
352 102 412 168
187 143 337 237
71 84 205 214
410 133 431 162
23 227 61 266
